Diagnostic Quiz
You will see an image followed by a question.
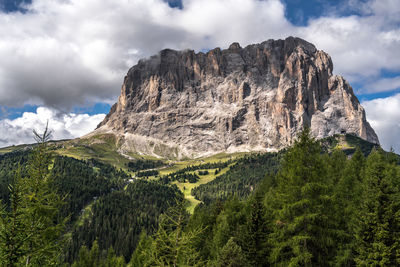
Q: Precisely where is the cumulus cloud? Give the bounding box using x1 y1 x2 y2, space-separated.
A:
0 107 105 147
362 94 400 153
298 2 400 82
1 0 398 109
0 0 294 109
0 0 399 147
363 76 400 93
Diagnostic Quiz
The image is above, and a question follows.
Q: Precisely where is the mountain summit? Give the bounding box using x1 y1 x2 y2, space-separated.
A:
95 37 379 158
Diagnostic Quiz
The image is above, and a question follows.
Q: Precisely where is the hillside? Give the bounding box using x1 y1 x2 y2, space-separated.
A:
0 129 396 265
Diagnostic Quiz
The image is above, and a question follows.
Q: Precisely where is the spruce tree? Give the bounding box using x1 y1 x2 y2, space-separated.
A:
354 150 400 266
268 128 337 266
238 194 270 266
334 148 365 266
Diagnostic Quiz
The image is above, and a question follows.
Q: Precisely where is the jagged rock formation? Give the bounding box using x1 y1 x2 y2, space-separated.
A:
95 37 379 159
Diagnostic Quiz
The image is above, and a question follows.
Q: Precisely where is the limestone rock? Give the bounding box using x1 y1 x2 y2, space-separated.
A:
95 37 379 159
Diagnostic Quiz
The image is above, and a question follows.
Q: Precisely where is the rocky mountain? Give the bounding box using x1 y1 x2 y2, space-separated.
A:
95 36 379 159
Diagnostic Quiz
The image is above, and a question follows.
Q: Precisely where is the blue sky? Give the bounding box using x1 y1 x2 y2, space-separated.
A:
0 0 399 151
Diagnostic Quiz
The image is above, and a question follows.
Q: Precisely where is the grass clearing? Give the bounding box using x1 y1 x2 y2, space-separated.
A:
132 152 245 213
75 201 95 228
173 165 233 213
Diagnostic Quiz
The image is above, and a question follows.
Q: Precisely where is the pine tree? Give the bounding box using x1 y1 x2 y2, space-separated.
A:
268 128 337 266
210 197 246 260
354 150 400 266
327 148 347 185
104 247 125 267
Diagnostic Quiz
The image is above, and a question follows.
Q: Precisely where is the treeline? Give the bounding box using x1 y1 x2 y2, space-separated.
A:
156 160 235 184
0 150 30 205
51 156 129 221
159 172 200 184
65 180 183 263
136 169 159 177
191 152 282 203
0 146 183 265
179 160 234 172
127 159 165 172
128 128 400 266
2 128 400 266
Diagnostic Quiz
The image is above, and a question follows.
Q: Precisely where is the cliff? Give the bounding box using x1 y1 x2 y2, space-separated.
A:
95 37 379 158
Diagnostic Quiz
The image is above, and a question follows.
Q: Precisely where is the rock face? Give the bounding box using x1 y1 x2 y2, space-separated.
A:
96 37 379 159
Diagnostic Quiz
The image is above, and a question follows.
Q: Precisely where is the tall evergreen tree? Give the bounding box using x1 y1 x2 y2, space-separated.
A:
0 125 65 266
216 237 248 267
128 232 152 267
354 150 400 266
334 148 365 266
238 194 270 267
0 169 28 267
268 128 337 266
71 241 125 267
146 199 204 267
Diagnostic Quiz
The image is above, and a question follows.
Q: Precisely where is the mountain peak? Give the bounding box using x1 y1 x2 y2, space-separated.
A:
96 37 378 159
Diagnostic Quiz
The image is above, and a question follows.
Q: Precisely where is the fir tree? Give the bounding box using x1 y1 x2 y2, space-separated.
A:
23 125 66 266
334 148 365 266
238 194 270 267
268 128 337 266
354 150 400 266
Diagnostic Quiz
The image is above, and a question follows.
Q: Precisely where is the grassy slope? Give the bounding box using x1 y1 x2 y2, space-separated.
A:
0 133 380 213
172 166 233 213
156 153 245 213
54 134 131 170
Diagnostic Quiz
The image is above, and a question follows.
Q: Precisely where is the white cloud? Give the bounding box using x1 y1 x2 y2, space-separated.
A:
362 94 400 153
0 0 399 108
0 107 105 147
0 0 399 148
299 14 400 81
363 76 400 93
0 0 398 108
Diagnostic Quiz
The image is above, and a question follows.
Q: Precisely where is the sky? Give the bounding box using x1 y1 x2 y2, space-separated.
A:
0 0 399 151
